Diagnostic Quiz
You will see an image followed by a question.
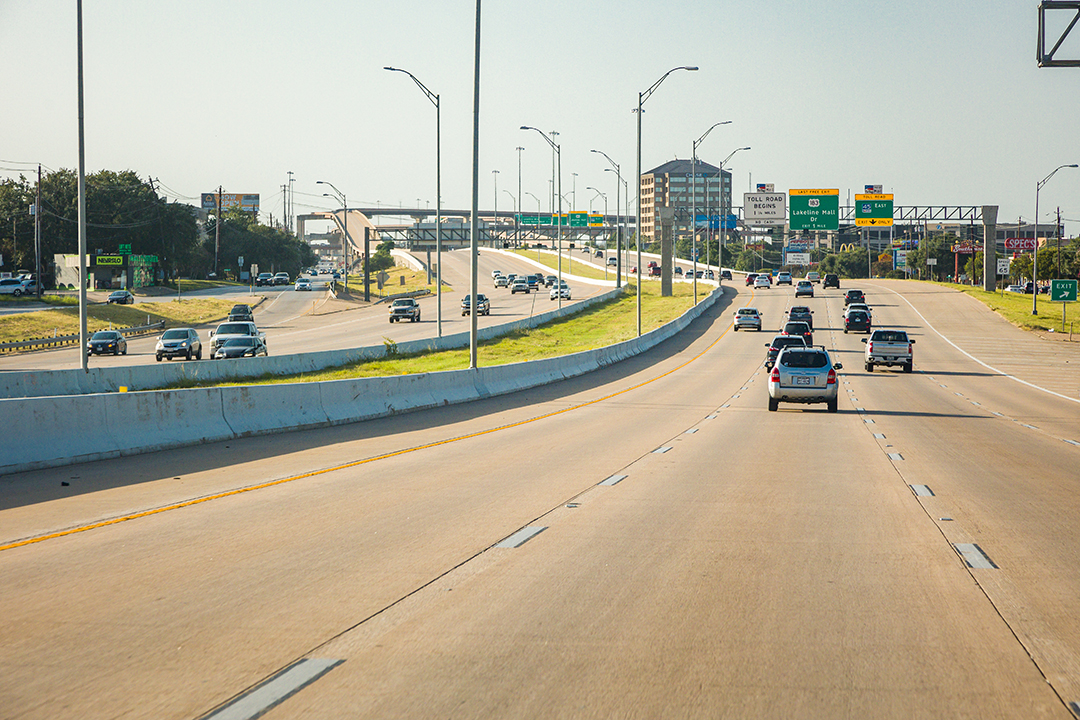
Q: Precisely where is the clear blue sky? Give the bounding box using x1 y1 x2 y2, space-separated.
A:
2 1 1078 233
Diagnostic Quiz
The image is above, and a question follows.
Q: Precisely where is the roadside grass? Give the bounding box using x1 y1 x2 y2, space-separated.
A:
170 281 700 388
929 281 1078 333
159 279 246 293
510 249 626 282
0 294 78 307
0 298 245 343
341 266 440 298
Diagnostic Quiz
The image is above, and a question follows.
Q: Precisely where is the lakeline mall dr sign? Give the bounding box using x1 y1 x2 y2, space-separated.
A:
789 189 839 231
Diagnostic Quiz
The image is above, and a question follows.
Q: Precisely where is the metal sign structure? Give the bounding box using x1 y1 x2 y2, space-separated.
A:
789 189 839 231
1038 1 1080 67
743 192 787 225
855 194 894 227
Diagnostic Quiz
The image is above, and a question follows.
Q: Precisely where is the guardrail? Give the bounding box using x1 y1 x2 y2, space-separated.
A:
0 320 166 354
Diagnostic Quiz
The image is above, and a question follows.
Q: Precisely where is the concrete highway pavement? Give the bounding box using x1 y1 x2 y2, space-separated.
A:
2 280 1080 718
0 251 611 373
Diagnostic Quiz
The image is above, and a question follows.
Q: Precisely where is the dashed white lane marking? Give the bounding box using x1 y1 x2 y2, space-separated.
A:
496 526 547 548
954 543 997 569
653 447 672 454
888 452 904 461
873 433 886 439
685 428 699 435
599 474 627 486
199 658 343 720
1064 439 1080 447
864 418 875 424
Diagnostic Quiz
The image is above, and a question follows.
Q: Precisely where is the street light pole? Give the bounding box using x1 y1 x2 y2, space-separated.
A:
691 121 731 304
515 146 524 246
718 146 750 275
588 187 607 278
636 66 698 336
384 65 444 336
522 127 563 308
593 149 623 288
317 181 351 293
1033 163 1078 315
492 169 499 247
526 191 540 244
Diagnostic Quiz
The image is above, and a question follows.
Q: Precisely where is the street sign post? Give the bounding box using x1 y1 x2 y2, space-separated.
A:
1051 279 1078 333
789 189 839 231
996 258 1010 276
854 194 894 227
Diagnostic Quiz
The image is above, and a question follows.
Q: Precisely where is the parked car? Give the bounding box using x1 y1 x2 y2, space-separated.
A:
863 329 915 373
155 328 202 361
272 272 290 286
389 297 421 323
461 293 491 316
255 272 274 287
844 289 866 306
823 273 840 289
107 290 135 305
550 281 571 300
794 280 814 298
213 336 268 359
87 330 127 356
844 310 872 334
0 278 28 296
764 334 808 370
786 306 814 331
781 320 813 346
733 307 763 331
768 346 843 413
228 304 254 322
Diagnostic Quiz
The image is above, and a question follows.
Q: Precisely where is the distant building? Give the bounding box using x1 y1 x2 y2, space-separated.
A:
639 158 732 243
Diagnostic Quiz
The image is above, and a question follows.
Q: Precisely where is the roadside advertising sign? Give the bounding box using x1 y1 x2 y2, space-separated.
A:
1005 237 1037 251
202 193 260 212
894 250 908 269
743 192 787 225
789 189 839 231
787 252 811 265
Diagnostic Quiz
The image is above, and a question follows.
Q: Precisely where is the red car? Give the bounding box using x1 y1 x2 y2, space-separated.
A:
745 273 758 286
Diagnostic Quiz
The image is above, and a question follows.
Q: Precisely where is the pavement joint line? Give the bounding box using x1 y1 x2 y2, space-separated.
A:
496 526 547 548
910 484 934 496
1 308 737 554
599 474 627 486
953 542 998 569
197 658 343 720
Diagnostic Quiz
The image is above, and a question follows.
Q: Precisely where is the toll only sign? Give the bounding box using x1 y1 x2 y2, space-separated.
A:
743 192 787 225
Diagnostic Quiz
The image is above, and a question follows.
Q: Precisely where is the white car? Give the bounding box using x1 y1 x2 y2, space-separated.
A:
550 282 571 300
733 307 763 331
491 269 502 278
606 257 618 266
294 277 311 291
493 274 508 288
753 275 771 289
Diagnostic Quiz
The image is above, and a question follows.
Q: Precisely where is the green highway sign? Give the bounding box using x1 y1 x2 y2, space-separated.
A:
854 194 894 227
789 189 839 231
1051 279 1077 302
569 211 589 228
518 214 554 226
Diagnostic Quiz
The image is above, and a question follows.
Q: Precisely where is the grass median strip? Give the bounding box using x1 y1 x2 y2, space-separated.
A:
169 283 698 388
510 249 624 282
929 281 1078 333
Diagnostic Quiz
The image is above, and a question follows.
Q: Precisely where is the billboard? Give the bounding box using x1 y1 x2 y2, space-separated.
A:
787 252 811 265
202 193 260 212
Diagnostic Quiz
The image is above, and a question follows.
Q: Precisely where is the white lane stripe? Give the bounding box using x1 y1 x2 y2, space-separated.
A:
685 428 699 434
200 658 342 720
910 484 934 496
878 284 1080 405
954 543 997 569
1064 439 1080 447
496 526 547 548
888 452 904 461
873 433 886 439
864 418 875 423
599 474 627 486
706 414 718 419
653 447 672 454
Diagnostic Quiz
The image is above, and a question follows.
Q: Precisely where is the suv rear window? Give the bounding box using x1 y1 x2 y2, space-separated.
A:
781 351 828 368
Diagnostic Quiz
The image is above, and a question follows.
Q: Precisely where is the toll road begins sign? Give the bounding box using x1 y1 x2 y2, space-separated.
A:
743 193 786 225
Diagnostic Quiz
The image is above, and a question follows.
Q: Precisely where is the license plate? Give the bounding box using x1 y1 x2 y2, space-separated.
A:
795 376 812 385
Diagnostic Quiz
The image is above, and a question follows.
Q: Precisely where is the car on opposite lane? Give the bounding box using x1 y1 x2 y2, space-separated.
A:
87 330 127 356
461 293 491 316
510 278 531 294
213 336 268 359
228 304 254 322
273 272 291 286
550 281 571 300
256 272 274 287
155 328 202 361
768 346 843 413
107 290 135 305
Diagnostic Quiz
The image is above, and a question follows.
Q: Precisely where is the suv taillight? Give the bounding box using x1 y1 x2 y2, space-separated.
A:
770 367 780 383
867 341 873 353
827 369 836 384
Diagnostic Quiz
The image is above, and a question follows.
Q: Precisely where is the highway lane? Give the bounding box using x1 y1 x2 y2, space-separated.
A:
2 280 1080 718
0 251 612 373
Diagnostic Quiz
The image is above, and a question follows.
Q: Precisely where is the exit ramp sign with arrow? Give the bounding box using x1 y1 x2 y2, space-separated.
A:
1051 279 1077 302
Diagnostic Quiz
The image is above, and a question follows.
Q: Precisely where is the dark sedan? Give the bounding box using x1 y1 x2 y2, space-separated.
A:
107 290 135 304
213 336 268 359
87 330 127 356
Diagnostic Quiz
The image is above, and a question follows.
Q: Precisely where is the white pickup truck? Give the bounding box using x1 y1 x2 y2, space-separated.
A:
208 321 266 356
861 329 914 373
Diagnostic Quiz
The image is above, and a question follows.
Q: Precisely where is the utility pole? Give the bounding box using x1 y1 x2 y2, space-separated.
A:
215 185 221 277
287 171 295 233
1057 206 1063 279
282 184 287 230
35 164 42 299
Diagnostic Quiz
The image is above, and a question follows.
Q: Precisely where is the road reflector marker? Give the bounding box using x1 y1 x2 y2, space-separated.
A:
970 401 981 406
653 447 672 454
939 384 948 388
199 658 343 720
496 526 547 548
599 474 627 486
888 452 904 461
955 392 965 397
954 543 997 569
910 484 934 496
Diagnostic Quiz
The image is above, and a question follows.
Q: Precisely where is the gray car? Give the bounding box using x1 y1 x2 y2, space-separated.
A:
767 346 843 413
155 328 202 361
733 307 763 331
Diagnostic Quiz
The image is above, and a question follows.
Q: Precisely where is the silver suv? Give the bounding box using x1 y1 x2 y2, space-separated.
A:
767 346 843 413
155 328 202 361
733 307 763 331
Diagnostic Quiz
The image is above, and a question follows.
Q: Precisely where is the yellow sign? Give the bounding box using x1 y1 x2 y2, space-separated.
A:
95 255 124 266
855 217 894 227
789 188 839 196
854 194 894 202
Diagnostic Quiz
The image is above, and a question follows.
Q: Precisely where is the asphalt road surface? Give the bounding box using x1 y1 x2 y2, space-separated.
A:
0 250 611 372
3 280 1080 719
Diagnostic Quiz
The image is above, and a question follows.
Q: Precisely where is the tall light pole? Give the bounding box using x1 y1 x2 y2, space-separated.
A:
587 186 607 279
719 146 750 274
592 149 622 287
691 121 731 304
522 126 562 307
572 172 578 211
384 65 444 336
550 131 560 213
503 189 517 242
526 191 541 244
515 146 524 246
77 0 88 372
492 169 500 247
317 180 350 292
1033 163 1077 315
636 66 698 336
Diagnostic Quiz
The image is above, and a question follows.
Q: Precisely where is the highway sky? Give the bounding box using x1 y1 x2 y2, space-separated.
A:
2 0 1079 233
